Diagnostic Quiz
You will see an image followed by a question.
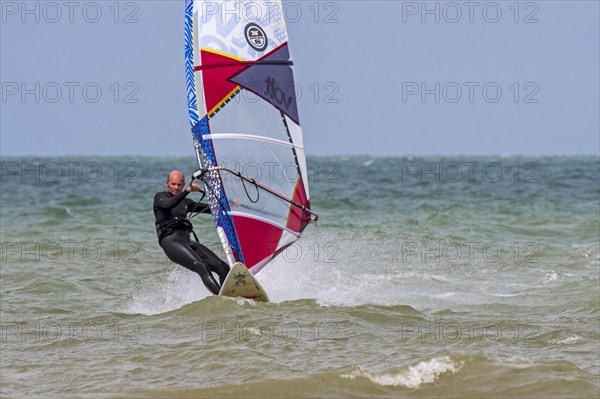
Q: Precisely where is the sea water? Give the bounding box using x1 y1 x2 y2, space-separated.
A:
1 156 598 398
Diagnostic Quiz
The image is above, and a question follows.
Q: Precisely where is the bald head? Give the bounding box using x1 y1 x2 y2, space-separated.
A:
167 170 184 183
166 170 186 195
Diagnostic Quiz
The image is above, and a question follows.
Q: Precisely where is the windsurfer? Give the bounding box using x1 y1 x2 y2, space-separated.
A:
153 170 230 294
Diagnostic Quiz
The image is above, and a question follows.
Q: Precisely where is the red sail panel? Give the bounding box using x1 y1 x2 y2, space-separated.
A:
232 215 283 269
286 176 311 233
198 50 247 115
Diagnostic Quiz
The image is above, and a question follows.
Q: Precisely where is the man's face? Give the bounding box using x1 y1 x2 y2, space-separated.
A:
166 173 185 195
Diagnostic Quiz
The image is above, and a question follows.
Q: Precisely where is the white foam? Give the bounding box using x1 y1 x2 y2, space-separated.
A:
543 271 559 283
487 293 521 297
258 253 348 304
257 248 437 307
342 356 461 389
549 335 582 345
123 268 209 315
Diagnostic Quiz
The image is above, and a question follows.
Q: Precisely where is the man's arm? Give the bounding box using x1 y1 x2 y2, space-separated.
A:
153 191 189 210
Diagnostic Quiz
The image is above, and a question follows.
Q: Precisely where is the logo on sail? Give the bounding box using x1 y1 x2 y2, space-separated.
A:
264 76 294 110
244 23 267 52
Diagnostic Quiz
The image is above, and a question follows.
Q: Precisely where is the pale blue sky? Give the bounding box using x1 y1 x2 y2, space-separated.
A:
1 0 599 156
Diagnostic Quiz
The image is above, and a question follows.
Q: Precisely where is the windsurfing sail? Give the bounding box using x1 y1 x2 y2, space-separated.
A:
184 0 317 274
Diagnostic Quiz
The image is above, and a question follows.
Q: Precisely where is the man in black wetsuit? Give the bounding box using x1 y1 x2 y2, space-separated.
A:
153 170 230 295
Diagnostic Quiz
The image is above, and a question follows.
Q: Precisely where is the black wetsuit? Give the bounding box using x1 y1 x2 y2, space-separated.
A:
153 190 230 295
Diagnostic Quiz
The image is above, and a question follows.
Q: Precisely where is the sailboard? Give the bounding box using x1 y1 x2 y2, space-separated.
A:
184 0 318 297
219 262 269 302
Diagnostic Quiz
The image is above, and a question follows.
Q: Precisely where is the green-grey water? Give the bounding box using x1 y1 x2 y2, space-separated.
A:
1 156 598 398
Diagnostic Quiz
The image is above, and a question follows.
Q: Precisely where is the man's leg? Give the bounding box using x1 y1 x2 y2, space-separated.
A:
191 242 231 285
161 236 221 294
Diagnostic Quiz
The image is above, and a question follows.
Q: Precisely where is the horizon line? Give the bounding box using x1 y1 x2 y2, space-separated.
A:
1 153 599 159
